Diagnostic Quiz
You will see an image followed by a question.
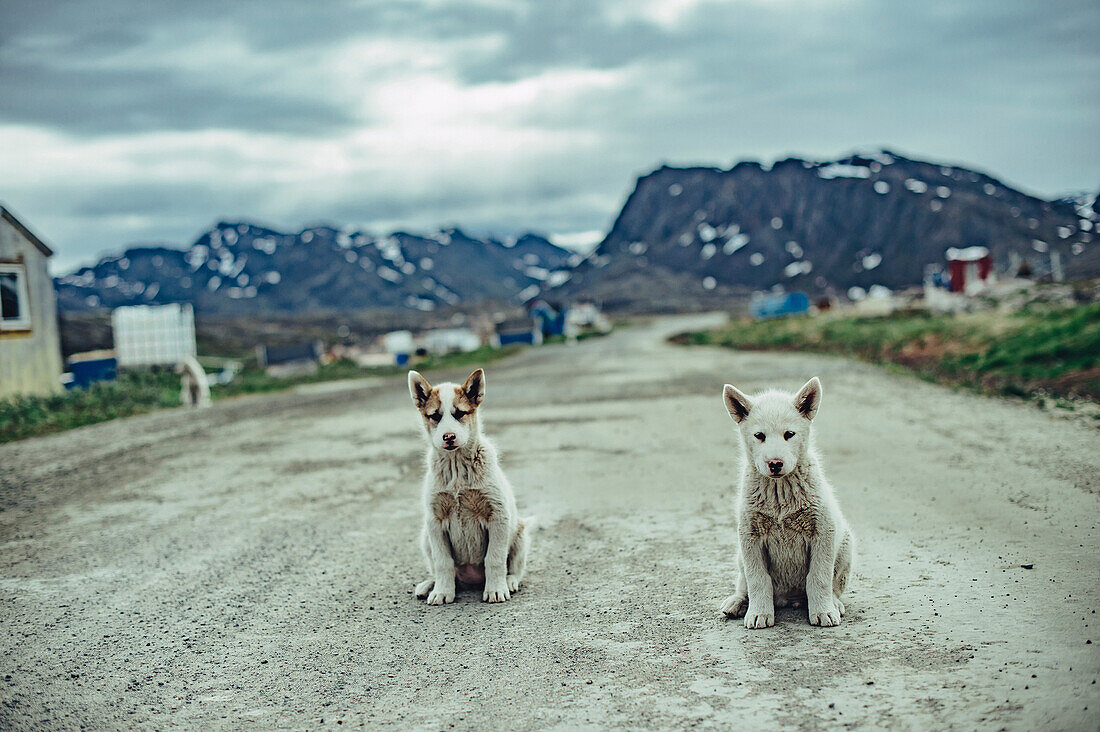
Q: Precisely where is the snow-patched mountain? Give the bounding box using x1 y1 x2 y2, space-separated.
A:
552 151 1099 309
56 223 577 313
55 152 1099 315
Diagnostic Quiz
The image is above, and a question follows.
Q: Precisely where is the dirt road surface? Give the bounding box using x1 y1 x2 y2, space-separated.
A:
2 314 1098 730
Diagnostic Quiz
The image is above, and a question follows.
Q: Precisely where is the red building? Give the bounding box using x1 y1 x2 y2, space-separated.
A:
946 246 993 293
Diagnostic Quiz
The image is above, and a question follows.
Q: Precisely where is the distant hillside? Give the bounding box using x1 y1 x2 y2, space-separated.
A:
56 151 1099 315
56 223 577 313
551 151 1098 309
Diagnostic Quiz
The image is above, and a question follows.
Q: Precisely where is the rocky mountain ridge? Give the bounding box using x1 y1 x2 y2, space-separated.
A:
56 223 577 313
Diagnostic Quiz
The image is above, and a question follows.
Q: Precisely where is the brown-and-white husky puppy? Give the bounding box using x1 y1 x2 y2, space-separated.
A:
408 368 530 604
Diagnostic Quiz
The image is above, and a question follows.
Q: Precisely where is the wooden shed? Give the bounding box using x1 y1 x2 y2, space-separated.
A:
0 206 63 398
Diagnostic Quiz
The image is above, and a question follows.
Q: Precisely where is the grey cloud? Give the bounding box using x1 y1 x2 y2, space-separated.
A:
0 0 1097 271
0 59 355 135
67 181 250 219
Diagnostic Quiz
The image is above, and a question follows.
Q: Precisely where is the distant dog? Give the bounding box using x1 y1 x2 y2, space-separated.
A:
177 356 211 408
409 368 530 604
718 377 854 628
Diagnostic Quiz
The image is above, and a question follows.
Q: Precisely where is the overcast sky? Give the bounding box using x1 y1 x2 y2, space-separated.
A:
1 0 1097 273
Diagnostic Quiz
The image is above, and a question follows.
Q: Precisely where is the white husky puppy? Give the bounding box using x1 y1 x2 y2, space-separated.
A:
408 368 530 605
718 377 854 628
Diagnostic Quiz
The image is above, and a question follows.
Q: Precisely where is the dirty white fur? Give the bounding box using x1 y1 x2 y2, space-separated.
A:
177 356 211 408
408 368 530 605
719 377 855 628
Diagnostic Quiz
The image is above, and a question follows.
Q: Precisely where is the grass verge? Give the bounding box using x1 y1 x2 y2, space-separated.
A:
671 303 1100 404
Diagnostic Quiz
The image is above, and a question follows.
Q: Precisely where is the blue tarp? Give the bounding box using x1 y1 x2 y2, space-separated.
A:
750 292 810 320
67 358 118 389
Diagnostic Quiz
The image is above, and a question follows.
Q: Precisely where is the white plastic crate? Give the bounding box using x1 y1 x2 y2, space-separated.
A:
112 304 197 367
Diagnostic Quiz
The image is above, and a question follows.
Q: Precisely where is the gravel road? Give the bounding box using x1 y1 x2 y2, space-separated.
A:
2 314 1098 730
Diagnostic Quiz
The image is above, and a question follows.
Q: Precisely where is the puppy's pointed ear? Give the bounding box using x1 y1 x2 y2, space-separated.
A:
408 370 432 408
462 368 485 407
723 384 752 423
793 377 822 420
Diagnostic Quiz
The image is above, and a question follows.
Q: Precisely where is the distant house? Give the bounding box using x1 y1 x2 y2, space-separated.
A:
422 328 481 354
257 340 323 377
330 344 401 368
946 246 994 294
380 330 414 366
565 302 611 334
492 317 543 347
0 206 63 398
528 299 567 337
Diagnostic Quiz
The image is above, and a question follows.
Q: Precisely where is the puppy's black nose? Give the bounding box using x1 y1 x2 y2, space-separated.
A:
442 432 457 444
767 460 784 475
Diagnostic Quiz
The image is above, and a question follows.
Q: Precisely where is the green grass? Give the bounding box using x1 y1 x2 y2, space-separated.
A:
0 345 520 444
672 303 1100 403
0 370 183 443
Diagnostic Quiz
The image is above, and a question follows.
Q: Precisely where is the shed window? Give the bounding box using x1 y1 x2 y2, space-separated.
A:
0 263 32 331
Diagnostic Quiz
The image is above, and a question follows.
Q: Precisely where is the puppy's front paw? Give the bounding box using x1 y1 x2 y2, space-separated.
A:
506 575 521 593
414 579 434 598
720 593 748 618
809 606 841 627
426 586 455 605
483 579 511 603
744 603 774 629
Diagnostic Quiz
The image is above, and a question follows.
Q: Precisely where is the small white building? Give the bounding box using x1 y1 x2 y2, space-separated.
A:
381 330 415 355
0 206 63 398
422 328 480 354
565 302 611 334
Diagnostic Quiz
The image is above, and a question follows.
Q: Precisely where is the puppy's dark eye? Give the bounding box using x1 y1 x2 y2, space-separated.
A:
452 409 468 420
428 412 442 422
754 432 765 442
784 431 795 440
